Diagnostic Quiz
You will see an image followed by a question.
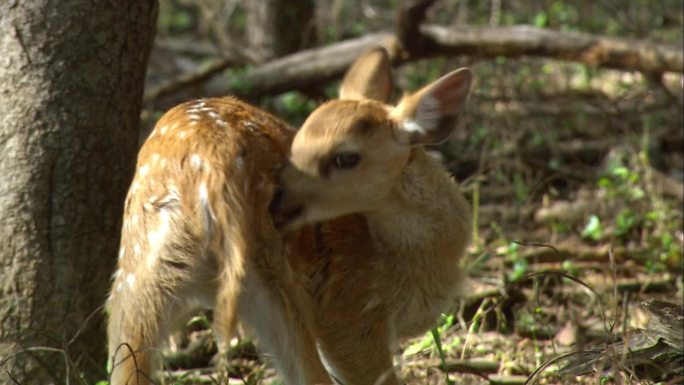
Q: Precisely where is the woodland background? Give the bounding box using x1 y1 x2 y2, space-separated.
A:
0 0 682 384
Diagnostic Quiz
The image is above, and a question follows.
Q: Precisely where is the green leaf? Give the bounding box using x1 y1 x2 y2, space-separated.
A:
533 12 548 27
508 259 528 282
562 260 578 275
581 215 603 241
431 327 454 385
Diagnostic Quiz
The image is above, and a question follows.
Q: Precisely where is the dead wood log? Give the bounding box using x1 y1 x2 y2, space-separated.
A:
422 25 683 74
440 359 500 375
488 374 529 385
202 32 400 100
147 25 683 105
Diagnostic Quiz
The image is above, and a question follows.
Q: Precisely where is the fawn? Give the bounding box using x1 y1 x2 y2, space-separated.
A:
107 47 472 385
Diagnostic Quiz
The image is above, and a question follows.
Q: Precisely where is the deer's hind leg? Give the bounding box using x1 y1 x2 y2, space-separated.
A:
107 202 222 385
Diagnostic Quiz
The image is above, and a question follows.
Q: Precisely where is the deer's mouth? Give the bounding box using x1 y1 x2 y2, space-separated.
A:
271 205 304 230
269 187 305 230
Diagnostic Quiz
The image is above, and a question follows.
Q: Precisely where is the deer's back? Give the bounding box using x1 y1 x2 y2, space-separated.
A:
115 97 294 295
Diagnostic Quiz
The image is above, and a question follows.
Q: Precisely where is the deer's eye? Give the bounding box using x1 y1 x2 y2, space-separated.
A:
331 152 360 170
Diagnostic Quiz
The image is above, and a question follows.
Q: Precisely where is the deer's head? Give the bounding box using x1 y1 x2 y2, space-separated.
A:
271 47 472 230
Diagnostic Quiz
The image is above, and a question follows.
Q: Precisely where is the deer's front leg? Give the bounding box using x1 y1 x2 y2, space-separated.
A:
316 306 400 385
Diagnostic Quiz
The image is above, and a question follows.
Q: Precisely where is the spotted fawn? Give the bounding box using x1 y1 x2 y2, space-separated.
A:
107 47 472 385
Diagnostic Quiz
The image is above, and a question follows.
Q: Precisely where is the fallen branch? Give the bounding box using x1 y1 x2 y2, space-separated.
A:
421 25 683 74
441 358 500 375
144 59 241 105
148 24 683 105
517 240 654 264
201 32 400 99
488 374 529 385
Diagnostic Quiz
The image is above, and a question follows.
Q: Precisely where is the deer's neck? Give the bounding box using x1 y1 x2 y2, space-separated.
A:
365 149 471 259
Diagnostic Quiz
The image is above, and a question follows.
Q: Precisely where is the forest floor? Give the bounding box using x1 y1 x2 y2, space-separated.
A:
155 65 683 385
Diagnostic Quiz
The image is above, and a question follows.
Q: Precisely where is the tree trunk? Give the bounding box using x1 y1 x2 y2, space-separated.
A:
245 0 316 61
0 1 157 383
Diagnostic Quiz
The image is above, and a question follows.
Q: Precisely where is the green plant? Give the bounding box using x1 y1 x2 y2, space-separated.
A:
581 215 603 241
613 208 638 238
504 242 529 283
403 314 455 359
431 316 454 385
595 142 682 271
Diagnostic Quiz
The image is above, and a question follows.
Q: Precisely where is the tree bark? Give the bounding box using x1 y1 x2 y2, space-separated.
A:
0 1 157 383
245 0 316 61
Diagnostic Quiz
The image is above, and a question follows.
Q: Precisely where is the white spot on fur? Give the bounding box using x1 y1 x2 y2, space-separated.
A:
190 154 202 170
178 131 189 140
199 183 215 237
187 114 201 122
167 185 180 197
126 273 136 288
146 253 158 269
215 118 228 128
207 111 220 120
151 153 161 164
134 244 141 256
139 164 149 176
147 229 161 245
116 282 123 292
148 210 171 246
118 247 125 259
244 121 257 132
235 155 244 170
112 269 122 279
159 126 169 135
199 183 208 201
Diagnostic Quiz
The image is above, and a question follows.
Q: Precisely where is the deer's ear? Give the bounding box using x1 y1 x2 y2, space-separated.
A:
339 47 393 102
391 68 472 145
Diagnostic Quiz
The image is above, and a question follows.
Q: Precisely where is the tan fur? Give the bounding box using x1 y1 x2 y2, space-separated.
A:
106 99 330 385
106 48 472 385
